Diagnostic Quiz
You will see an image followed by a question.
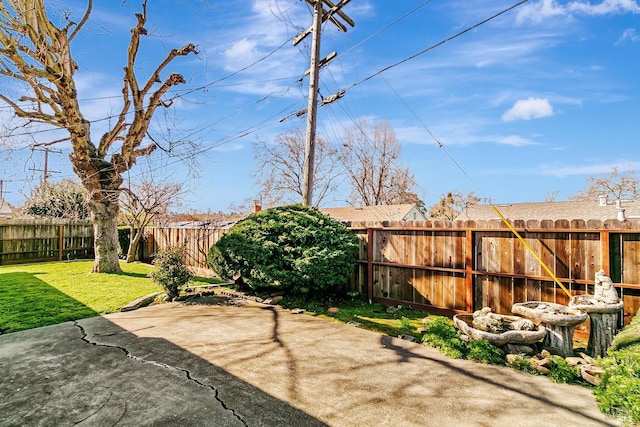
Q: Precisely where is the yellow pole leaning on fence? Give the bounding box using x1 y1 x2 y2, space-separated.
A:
491 205 573 299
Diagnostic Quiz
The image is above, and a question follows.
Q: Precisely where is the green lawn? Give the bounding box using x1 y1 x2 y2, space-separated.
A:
0 261 163 333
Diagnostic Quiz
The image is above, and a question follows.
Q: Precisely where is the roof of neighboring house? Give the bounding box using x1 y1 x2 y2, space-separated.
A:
319 204 426 223
455 197 640 222
0 198 12 218
160 220 237 229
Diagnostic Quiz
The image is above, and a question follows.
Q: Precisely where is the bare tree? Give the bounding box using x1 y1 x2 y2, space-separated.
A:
0 1 197 272
569 167 639 201
120 178 183 263
339 119 417 206
253 127 342 207
429 191 480 220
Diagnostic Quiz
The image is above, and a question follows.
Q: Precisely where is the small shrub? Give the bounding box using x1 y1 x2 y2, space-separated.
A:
421 317 466 359
149 246 193 300
466 339 504 364
547 355 580 384
507 355 540 376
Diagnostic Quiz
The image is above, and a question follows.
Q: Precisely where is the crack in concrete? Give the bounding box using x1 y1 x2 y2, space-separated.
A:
73 321 247 427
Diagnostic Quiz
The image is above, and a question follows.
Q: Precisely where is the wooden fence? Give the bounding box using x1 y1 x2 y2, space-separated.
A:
347 219 640 325
141 219 640 325
141 225 229 276
0 220 94 265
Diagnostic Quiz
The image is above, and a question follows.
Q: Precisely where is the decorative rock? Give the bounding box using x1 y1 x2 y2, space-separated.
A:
346 321 361 327
291 308 305 314
566 356 586 366
505 344 535 355
271 296 284 304
398 334 415 342
328 307 340 314
453 313 546 347
534 365 551 375
263 298 273 304
535 357 549 367
580 352 598 365
581 365 603 386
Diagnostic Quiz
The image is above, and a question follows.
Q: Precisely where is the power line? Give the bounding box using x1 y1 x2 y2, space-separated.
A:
344 0 529 93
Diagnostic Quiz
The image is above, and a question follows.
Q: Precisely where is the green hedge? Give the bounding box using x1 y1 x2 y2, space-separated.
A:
207 204 358 295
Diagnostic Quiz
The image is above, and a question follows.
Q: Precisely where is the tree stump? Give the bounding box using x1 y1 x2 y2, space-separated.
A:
543 324 578 357
587 312 619 358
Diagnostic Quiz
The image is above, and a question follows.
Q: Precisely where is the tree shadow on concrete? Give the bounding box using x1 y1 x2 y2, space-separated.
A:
0 300 326 426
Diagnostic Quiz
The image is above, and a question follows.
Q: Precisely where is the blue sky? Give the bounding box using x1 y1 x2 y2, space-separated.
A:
1 0 639 212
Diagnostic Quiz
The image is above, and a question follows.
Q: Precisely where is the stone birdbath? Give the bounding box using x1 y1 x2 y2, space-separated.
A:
512 302 587 357
453 310 547 347
569 269 624 357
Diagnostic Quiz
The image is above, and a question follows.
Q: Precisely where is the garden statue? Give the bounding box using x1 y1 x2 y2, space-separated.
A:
594 269 620 304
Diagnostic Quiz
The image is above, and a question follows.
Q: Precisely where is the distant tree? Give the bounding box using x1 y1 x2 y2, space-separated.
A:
23 179 90 220
544 191 559 202
253 128 342 208
339 119 418 206
429 191 480 220
570 168 639 201
0 1 198 272
120 179 182 263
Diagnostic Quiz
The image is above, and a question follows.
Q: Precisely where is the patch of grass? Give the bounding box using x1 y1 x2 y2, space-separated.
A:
421 316 467 359
280 297 427 339
0 261 221 333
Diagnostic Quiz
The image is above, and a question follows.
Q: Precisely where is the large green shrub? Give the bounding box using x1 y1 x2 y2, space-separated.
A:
149 246 193 300
207 204 358 294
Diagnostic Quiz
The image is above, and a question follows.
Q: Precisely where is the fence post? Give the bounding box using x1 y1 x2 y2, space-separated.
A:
465 228 474 313
600 230 610 275
58 224 64 261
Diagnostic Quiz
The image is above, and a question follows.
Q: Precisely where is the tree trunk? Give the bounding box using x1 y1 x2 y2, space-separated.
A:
90 199 122 273
126 227 143 263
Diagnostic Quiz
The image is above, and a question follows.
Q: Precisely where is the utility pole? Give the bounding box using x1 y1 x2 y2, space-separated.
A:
30 146 61 183
296 0 353 207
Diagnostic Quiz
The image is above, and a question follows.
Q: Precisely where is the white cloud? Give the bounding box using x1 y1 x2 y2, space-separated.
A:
499 135 536 146
616 28 640 44
568 0 640 15
517 0 640 24
541 160 640 177
516 0 568 24
502 98 554 122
